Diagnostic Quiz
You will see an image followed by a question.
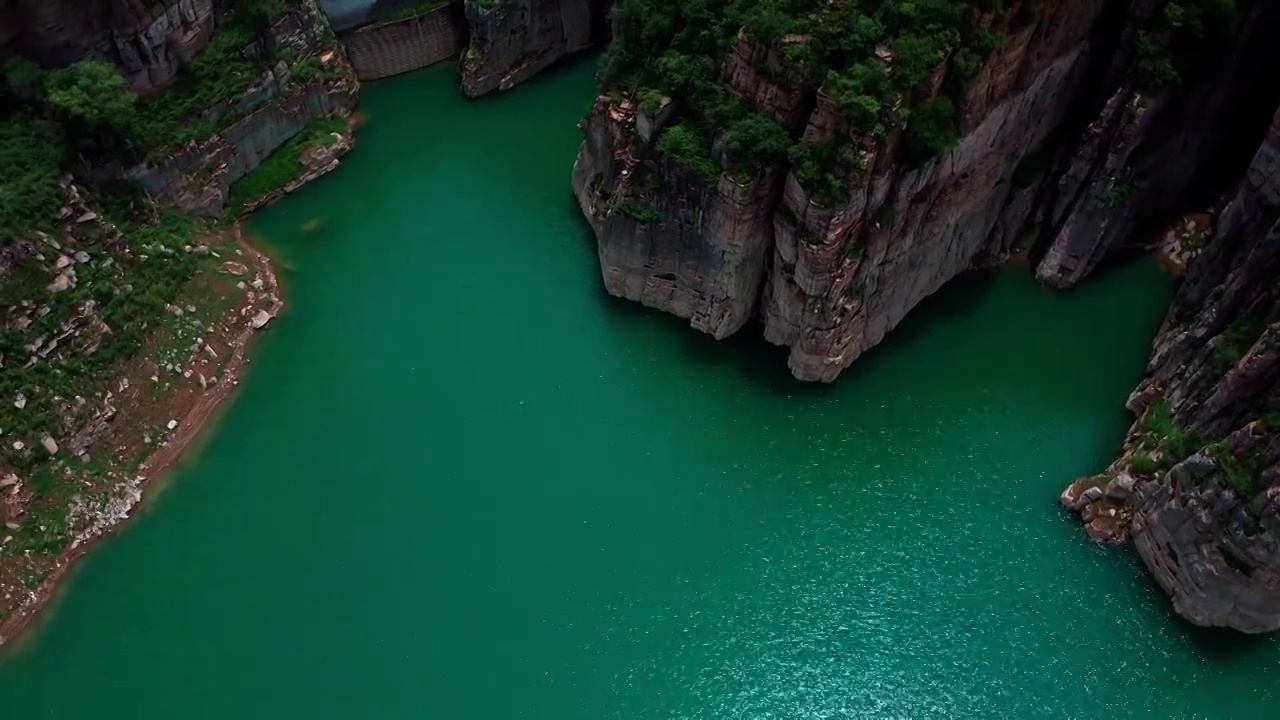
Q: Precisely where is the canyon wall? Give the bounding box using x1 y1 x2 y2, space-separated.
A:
458 0 604 97
127 1 359 217
577 1 1280 628
575 1 1116 380
574 1 1280 383
1 0 217 93
1063 105 1280 633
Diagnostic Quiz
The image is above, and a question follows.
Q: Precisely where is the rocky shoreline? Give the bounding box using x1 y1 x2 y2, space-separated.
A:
0 225 284 651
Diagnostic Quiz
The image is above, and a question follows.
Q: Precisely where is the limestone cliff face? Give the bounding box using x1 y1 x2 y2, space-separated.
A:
458 0 604 97
1034 0 1280 289
129 0 359 216
2 0 217 93
1125 108 1280 634
574 1 1106 380
575 0 1280 384
1059 104 1280 633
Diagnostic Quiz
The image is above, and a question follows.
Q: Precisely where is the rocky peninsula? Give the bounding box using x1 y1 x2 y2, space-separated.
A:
1 0 1277 646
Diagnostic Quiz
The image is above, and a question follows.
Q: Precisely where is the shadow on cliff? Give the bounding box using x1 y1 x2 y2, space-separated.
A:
571 196 1003 395
1178 611 1278 657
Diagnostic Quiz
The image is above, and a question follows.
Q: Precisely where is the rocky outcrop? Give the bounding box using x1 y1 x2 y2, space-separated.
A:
1034 0 1280 289
1062 102 1280 633
128 1 359 217
458 0 604 97
575 1 1111 380
575 0 1280 384
1 0 217 93
573 96 782 338
340 1 465 80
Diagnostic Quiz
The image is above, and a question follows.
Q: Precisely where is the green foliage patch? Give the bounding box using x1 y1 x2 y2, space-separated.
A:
0 115 68 243
601 0 1025 202
227 117 347 212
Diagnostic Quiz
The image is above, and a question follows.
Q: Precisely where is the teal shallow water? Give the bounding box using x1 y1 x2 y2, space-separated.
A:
2 61 1277 717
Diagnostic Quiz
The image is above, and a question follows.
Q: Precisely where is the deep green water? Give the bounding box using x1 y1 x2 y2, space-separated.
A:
3 61 1278 718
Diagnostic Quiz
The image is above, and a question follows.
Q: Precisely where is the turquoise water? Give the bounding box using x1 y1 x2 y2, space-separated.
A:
1 61 1276 718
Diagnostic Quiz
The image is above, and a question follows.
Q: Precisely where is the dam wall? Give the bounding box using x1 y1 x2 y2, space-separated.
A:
336 2 465 81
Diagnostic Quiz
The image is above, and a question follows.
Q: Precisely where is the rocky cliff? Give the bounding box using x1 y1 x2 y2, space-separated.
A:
1 0 218 93
574 0 1280 382
458 0 604 97
127 1 359 217
579 1 1280 630
1062 103 1280 633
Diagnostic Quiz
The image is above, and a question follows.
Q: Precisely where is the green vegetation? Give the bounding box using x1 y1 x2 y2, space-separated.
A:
227 118 347 212
0 210 204 475
1135 397 1201 472
0 115 68 243
44 61 138 133
602 1 1030 201
1212 312 1268 372
1136 0 1238 92
1206 442 1265 497
132 8 283 154
1130 454 1160 476
613 198 662 223
656 123 722 181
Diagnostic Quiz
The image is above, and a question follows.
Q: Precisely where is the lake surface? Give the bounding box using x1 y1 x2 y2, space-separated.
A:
2 60 1277 718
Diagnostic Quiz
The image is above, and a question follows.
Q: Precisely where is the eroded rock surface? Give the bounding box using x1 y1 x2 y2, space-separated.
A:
459 0 605 97
1062 102 1280 633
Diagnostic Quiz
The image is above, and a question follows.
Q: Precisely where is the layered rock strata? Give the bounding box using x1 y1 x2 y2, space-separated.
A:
574 1 1280 384
1061 104 1280 633
1 0 217 93
458 0 604 97
128 1 359 217
575 1 1109 380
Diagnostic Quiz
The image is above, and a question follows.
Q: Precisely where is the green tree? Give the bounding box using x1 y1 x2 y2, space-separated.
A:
44 61 137 131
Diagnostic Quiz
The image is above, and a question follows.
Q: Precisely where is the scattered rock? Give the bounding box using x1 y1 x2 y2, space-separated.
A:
11 441 24 451
74 250 91 264
40 436 59 455
251 277 265 291
47 271 75 293
166 419 178 430
1105 473 1136 502
54 254 73 269
13 394 26 410
3 522 18 531
1060 479 1106 512
193 245 211 256
0 475 18 490
220 261 249 276
75 210 98 223
250 309 274 330
1085 516 1128 544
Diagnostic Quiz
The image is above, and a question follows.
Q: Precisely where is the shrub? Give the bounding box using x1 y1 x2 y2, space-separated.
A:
656 124 720 182
722 113 789 175
1130 454 1160 476
0 115 67 243
903 97 958 164
44 61 137 131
